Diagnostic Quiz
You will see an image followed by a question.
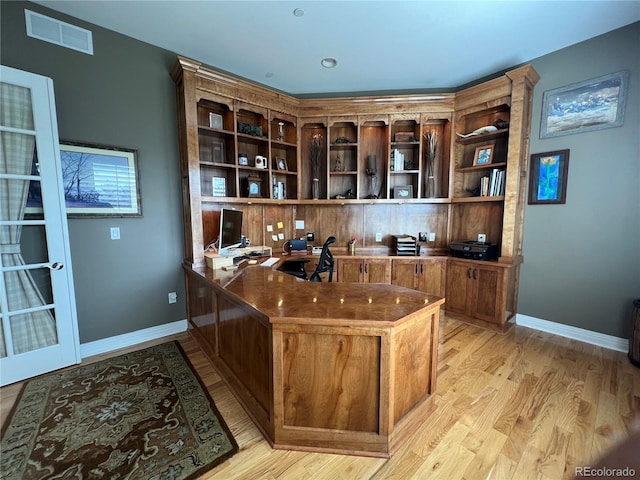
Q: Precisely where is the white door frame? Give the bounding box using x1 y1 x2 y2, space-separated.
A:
0 65 80 386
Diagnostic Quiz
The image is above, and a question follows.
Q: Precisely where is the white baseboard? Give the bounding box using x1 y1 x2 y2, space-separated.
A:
78 315 628 359
515 314 629 353
80 319 188 359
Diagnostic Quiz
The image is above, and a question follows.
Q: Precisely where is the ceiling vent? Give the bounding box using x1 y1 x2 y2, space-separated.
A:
25 9 93 55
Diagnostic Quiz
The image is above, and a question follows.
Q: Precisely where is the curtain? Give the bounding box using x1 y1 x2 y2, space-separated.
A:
0 82 57 357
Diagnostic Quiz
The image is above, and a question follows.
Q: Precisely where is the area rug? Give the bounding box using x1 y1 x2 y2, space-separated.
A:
1 341 238 480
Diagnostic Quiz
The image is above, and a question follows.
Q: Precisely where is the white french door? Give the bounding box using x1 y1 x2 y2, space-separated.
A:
0 65 80 386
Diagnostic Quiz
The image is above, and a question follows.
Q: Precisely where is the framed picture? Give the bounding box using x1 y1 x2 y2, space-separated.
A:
393 185 413 199
473 144 494 166
55 141 141 217
208 112 223 129
212 140 225 164
276 157 288 171
212 177 226 197
540 70 629 138
528 149 570 205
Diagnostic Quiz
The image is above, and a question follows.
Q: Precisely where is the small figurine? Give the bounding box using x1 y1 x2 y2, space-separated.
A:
345 189 355 199
334 156 343 172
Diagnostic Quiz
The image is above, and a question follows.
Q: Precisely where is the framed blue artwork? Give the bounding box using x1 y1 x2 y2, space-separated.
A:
528 149 570 205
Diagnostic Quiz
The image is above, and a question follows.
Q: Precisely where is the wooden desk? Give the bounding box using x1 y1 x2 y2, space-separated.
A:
185 263 444 457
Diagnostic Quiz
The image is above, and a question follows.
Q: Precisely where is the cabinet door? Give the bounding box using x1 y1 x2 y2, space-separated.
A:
337 258 363 283
391 259 419 291
417 259 446 297
445 260 472 315
364 259 391 284
470 264 504 323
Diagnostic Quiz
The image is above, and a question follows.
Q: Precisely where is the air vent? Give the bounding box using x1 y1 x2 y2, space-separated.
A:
25 9 93 55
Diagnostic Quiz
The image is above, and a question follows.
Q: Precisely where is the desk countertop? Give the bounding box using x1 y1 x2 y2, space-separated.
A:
190 264 444 328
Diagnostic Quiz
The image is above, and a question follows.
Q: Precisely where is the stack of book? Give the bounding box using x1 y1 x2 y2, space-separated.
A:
480 168 505 197
393 235 417 255
390 149 405 171
272 178 286 200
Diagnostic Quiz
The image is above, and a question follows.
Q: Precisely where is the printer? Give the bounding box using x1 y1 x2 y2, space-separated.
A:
450 240 498 261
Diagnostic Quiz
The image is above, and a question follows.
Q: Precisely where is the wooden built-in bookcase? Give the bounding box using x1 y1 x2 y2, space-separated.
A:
172 56 539 331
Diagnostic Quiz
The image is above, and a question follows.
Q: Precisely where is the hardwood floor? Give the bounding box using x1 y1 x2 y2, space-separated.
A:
2 316 639 479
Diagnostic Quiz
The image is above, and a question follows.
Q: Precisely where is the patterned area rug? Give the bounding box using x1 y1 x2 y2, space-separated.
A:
1 341 238 480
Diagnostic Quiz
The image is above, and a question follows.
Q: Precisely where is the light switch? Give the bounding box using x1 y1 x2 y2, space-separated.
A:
110 227 120 240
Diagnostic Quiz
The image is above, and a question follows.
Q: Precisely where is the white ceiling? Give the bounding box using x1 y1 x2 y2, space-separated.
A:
34 0 640 95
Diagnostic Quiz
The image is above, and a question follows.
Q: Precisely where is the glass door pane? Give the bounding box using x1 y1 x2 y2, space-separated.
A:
1 67 79 384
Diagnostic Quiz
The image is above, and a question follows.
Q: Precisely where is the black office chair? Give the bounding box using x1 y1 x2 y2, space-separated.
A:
309 236 336 282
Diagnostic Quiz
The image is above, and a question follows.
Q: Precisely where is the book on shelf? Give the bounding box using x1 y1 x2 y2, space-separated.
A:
272 178 286 200
390 149 405 171
480 168 505 197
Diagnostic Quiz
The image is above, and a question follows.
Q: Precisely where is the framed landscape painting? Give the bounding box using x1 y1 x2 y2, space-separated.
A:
59 142 141 217
540 71 628 138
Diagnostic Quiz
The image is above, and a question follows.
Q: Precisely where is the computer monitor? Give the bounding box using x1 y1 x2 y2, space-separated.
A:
218 208 243 256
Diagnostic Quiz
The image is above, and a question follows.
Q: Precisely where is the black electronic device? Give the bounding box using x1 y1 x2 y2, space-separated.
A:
233 255 249 265
450 241 498 261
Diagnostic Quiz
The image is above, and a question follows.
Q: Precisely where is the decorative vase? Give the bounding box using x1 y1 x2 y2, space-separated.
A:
426 176 435 198
424 130 438 198
348 241 356 255
312 178 320 200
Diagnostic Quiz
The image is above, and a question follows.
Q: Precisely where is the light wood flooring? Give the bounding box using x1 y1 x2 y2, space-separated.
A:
2 315 639 479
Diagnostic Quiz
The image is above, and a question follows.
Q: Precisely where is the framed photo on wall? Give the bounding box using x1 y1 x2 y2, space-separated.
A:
540 70 629 138
59 142 142 217
27 141 142 217
528 149 570 204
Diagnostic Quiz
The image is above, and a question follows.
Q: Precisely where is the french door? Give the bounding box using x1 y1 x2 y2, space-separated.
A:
0 65 80 386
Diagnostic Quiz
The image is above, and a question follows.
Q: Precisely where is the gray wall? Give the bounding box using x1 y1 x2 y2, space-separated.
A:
3 2 638 343
1 1 186 343
520 22 640 338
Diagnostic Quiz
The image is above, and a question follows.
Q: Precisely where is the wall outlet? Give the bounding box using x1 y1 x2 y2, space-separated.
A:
168 292 177 304
418 232 427 242
110 227 120 240
478 233 486 243
428 232 436 242
375 232 382 242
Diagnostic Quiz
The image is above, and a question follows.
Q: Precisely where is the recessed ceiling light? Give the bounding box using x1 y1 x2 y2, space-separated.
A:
321 58 337 68
293 8 304 17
